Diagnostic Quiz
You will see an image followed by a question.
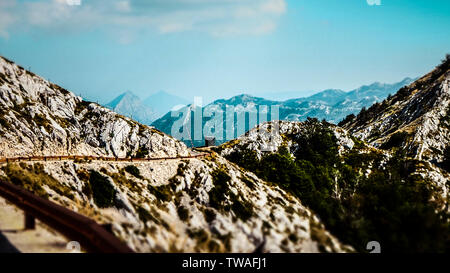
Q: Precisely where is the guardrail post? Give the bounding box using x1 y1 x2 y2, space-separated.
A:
24 212 35 230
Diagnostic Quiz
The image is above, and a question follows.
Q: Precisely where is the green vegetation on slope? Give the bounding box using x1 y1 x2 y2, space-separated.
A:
443 146 450 172
88 170 116 208
1 163 74 200
225 118 449 252
208 167 254 222
124 165 142 179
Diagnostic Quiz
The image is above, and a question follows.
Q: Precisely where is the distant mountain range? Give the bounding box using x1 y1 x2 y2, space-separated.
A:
105 91 190 124
151 77 415 146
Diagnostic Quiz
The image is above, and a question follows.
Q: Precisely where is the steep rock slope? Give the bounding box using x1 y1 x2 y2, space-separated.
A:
217 117 449 252
0 156 350 253
341 56 450 163
218 120 355 160
0 56 188 158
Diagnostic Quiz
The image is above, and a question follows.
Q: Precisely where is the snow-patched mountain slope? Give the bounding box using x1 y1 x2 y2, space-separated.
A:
341 56 450 163
0 56 188 158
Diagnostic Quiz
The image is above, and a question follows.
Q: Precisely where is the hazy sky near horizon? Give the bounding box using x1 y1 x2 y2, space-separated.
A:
0 0 449 104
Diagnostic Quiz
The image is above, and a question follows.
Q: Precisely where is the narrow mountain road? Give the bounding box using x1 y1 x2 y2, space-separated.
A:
0 151 211 164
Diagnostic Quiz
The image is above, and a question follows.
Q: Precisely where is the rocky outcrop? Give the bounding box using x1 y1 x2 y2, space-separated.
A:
0 56 188 158
341 56 450 163
219 120 355 160
0 156 351 253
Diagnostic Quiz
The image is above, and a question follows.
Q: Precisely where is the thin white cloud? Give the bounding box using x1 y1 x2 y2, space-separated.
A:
0 0 287 40
366 0 381 6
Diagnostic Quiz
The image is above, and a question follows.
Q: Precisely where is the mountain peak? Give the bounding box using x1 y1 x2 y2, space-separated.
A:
230 93 258 101
213 94 274 106
106 91 158 124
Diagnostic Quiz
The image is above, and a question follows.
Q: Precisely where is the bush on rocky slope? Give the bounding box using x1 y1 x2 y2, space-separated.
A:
89 170 116 208
1 163 74 200
224 119 449 252
443 146 450 172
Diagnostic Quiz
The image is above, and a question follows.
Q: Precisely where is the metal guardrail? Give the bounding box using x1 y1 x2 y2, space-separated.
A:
0 180 134 253
0 153 210 163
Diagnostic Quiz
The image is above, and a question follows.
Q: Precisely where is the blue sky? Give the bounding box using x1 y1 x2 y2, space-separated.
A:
0 0 449 104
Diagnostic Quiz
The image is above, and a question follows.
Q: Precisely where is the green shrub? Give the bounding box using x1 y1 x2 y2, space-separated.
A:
2 163 48 198
443 146 450 172
230 194 253 222
111 172 141 193
135 147 149 158
380 131 410 150
124 165 142 179
177 206 190 221
338 113 356 127
0 108 11 132
148 184 173 202
2 163 74 200
33 114 53 133
136 205 159 224
225 119 450 252
89 170 116 208
176 162 189 176
203 208 216 223
187 228 209 244
208 168 231 210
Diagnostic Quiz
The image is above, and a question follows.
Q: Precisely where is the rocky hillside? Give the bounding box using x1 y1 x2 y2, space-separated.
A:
217 117 449 252
218 120 355 160
340 55 450 164
0 56 188 158
0 156 350 253
0 55 351 253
